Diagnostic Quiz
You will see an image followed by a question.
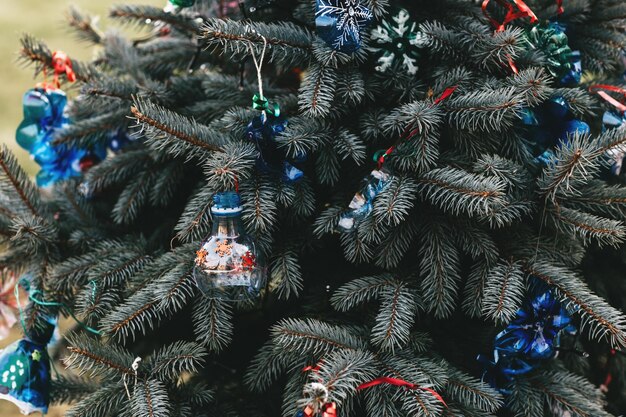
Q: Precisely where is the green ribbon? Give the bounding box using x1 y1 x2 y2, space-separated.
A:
252 94 281 117
525 24 573 79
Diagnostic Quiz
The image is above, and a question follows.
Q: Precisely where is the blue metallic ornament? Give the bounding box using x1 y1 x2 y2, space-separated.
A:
315 0 373 53
522 97 590 166
479 288 574 393
494 291 572 361
246 113 305 183
0 317 55 415
15 88 103 187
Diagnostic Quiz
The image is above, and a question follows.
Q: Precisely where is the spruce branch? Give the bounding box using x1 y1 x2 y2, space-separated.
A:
174 183 215 243
0 145 42 219
419 221 461 318
270 249 303 300
444 369 503 413
132 379 171 417
538 133 602 201
313 349 376 407
148 341 207 381
374 218 419 269
373 176 418 226
110 4 201 35
446 86 525 131
201 18 314 66
270 318 367 354
65 384 127 417
371 283 418 352
418 167 507 221
64 333 136 379
331 274 399 312
131 98 226 159
551 205 625 247
66 6 104 45
19 35 95 83
299 62 337 117
245 341 304 393
481 260 525 324
193 296 234 352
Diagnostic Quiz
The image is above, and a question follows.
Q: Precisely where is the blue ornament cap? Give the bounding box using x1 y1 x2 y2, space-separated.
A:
211 191 243 216
315 0 373 53
0 339 50 415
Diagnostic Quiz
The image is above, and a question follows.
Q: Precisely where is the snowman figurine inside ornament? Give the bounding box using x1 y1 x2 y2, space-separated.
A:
193 192 267 301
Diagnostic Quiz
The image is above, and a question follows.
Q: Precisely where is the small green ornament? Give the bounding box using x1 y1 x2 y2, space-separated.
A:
168 0 195 7
31 350 42 362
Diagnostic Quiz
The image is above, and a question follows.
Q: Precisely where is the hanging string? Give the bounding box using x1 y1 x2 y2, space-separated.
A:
14 278 102 336
246 28 270 118
123 357 142 400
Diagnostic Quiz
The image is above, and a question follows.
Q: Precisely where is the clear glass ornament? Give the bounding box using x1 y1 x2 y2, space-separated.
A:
193 192 266 301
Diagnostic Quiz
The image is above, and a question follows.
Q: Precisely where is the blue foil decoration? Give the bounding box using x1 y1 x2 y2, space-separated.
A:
246 113 305 183
15 88 104 187
337 169 392 232
601 110 626 175
315 0 373 53
522 97 590 166
0 317 55 415
478 287 574 393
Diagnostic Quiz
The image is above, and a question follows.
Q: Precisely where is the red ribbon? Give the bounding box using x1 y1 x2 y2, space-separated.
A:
555 0 564 15
303 364 322 373
301 402 336 417
51 51 76 87
377 85 458 169
589 85 626 113
482 0 538 31
357 377 448 408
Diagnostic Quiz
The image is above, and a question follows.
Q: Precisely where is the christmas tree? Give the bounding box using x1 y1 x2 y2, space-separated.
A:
2 0 626 415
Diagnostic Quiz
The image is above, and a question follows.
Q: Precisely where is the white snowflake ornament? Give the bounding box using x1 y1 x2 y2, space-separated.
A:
315 0 373 53
370 8 428 75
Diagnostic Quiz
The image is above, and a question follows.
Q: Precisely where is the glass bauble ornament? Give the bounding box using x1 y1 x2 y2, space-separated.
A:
193 192 266 301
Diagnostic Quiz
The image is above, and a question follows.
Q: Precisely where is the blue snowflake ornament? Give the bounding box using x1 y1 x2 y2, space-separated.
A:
370 8 429 75
316 0 373 53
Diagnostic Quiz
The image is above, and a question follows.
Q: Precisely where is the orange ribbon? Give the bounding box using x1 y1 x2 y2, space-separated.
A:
589 85 626 113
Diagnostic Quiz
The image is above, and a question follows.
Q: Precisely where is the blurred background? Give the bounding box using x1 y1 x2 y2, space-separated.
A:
0 1 158 415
